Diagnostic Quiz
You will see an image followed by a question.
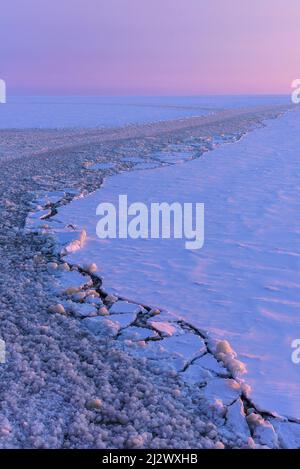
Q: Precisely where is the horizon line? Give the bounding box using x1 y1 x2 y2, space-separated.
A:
6 93 291 98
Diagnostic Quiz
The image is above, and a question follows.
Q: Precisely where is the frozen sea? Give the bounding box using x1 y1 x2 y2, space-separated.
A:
50 107 300 420
0 95 289 128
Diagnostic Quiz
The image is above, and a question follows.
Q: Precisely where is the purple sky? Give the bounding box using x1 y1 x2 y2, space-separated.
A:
0 0 299 95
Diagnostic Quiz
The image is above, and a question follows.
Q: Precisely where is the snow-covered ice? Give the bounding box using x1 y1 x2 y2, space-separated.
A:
158 333 206 361
153 151 195 164
2 104 295 449
109 300 142 315
118 326 158 341
132 162 160 170
88 162 116 170
0 95 288 129
50 108 300 420
148 321 180 337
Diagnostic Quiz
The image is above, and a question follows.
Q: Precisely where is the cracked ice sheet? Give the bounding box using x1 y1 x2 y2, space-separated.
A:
148 321 181 337
117 331 205 371
63 301 97 318
52 270 92 294
84 311 138 332
157 333 206 360
109 300 142 315
193 353 229 377
118 326 158 341
51 109 300 421
223 399 250 441
118 340 187 372
270 419 300 449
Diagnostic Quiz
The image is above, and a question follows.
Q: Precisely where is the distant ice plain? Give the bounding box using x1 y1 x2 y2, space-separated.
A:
0 95 289 128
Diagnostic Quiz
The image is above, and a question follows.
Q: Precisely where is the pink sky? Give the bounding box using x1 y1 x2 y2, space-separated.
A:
0 0 299 95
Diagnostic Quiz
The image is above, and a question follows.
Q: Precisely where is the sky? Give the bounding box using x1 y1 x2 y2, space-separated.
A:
0 0 299 95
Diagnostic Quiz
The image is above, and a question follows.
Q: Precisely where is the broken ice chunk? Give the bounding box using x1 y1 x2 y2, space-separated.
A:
193 353 229 377
181 361 212 386
160 333 206 361
109 312 138 328
203 378 241 406
148 321 178 337
224 398 250 440
118 326 158 341
82 317 120 337
109 300 142 315
68 302 98 318
54 270 92 295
